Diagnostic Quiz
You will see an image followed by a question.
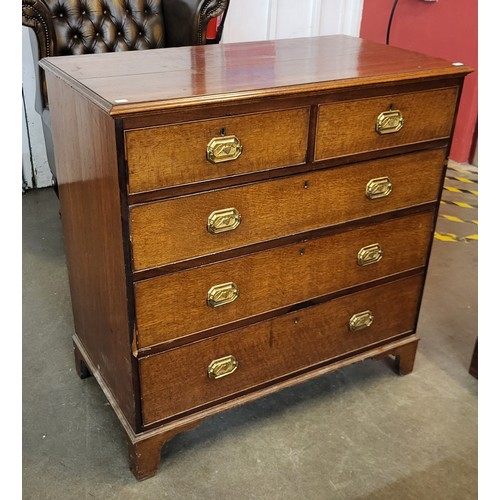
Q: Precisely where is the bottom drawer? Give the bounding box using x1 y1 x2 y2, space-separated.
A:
139 274 424 425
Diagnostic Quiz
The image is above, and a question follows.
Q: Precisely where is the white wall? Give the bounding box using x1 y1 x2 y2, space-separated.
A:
21 0 364 189
222 0 364 43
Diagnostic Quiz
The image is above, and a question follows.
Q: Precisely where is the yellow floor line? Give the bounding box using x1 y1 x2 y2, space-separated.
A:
434 232 459 242
434 232 478 242
447 164 478 175
445 175 477 184
443 186 478 196
440 214 478 225
462 234 478 241
440 200 478 209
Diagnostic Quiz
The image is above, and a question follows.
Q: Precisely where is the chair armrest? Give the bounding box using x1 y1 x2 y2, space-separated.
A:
162 0 229 47
22 0 56 59
22 0 56 110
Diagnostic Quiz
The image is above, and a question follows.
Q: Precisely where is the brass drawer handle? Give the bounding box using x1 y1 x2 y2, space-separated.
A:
349 310 374 332
207 208 241 234
366 176 393 199
207 134 243 164
357 243 383 266
207 282 239 308
208 355 238 379
375 109 404 134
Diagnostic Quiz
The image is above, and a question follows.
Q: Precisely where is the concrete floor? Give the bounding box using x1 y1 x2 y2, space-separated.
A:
23 165 477 499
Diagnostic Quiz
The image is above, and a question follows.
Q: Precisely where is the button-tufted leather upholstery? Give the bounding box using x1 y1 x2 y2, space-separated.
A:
23 0 229 106
46 0 166 55
22 0 230 186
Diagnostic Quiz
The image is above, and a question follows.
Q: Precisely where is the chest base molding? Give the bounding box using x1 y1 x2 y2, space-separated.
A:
73 332 419 480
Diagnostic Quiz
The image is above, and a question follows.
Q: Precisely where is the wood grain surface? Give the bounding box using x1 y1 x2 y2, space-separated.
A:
139 274 423 425
45 73 137 428
126 108 309 193
39 35 471 116
130 149 445 271
315 87 458 160
134 211 434 348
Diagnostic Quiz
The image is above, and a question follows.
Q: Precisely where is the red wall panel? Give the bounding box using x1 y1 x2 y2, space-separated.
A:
360 0 477 163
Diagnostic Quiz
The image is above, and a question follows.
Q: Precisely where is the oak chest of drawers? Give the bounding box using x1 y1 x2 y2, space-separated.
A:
40 35 471 480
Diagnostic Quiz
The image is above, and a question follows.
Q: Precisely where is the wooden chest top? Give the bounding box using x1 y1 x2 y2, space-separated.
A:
40 34 470 116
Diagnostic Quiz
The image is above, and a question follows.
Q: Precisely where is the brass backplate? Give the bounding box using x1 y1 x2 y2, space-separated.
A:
375 109 404 135
208 355 239 379
207 282 239 308
207 135 243 164
349 310 374 332
357 243 383 266
207 208 241 234
365 176 393 199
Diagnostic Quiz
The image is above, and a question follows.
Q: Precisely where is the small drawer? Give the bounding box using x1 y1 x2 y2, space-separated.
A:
139 274 424 425
125 108 310 194
129 149 444 271
315 87 458 161
134 211 433 348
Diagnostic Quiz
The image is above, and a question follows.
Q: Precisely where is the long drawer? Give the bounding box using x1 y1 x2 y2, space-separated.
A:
130 149 445 271
315 87 458 161
139 274 424 425
134 211 433 348
126 108 310 194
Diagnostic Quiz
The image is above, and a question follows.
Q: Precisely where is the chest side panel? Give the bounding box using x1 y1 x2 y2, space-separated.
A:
45 73 137 430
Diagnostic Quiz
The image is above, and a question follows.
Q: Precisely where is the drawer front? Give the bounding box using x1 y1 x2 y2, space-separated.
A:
139 274 424 424
130 149 445 270
315 87 458 161
126 108 309 194
135 211 433 348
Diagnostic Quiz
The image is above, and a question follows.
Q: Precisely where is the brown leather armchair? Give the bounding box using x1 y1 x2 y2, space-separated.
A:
22 0 230 185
